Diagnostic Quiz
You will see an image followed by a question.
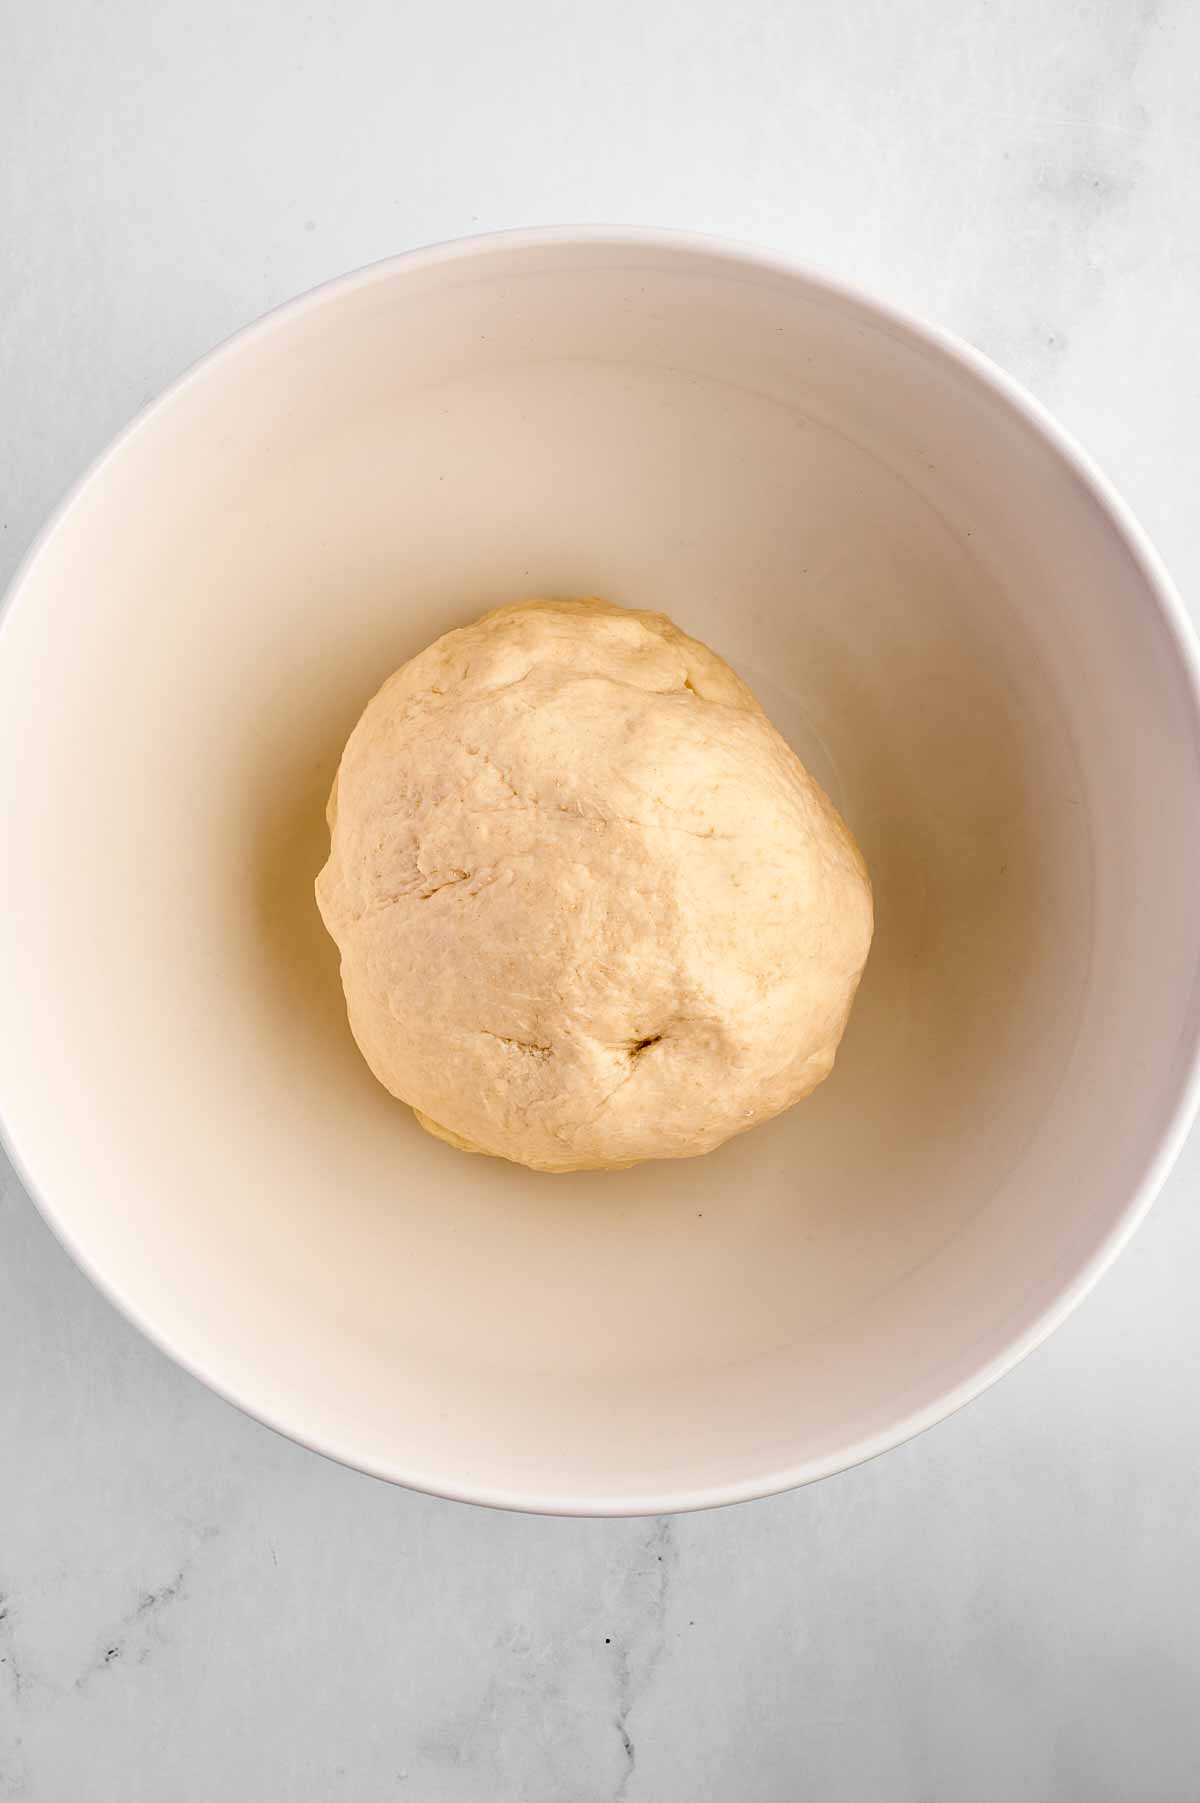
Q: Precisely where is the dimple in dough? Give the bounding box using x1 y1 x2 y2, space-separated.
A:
316 599 874 1173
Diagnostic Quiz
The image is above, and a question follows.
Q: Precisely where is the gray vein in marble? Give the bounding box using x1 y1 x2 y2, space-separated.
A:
63 1527 223 1705
74 1567 188 1692
958 3 1166 394
610 1517 676 1803
0 1590 23 1705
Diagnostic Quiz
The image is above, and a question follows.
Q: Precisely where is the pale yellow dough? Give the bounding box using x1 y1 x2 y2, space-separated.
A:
316 599 873 1172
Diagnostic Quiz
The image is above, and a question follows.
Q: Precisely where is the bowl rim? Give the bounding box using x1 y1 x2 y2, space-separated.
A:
3 223 1200 1517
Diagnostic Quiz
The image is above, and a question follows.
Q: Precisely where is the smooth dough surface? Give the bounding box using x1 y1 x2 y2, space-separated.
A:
316 599 873 1172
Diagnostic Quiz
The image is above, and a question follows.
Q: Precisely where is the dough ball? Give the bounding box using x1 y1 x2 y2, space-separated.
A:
316 599 873 1172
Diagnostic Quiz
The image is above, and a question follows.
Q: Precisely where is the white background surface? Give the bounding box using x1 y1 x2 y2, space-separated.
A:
3 3 1199 1798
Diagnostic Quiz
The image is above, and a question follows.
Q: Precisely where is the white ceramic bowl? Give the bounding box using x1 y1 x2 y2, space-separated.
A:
3 229 1199 1516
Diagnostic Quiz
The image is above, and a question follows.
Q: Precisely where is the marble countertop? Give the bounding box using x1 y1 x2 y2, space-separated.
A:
3 3 1200 1797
